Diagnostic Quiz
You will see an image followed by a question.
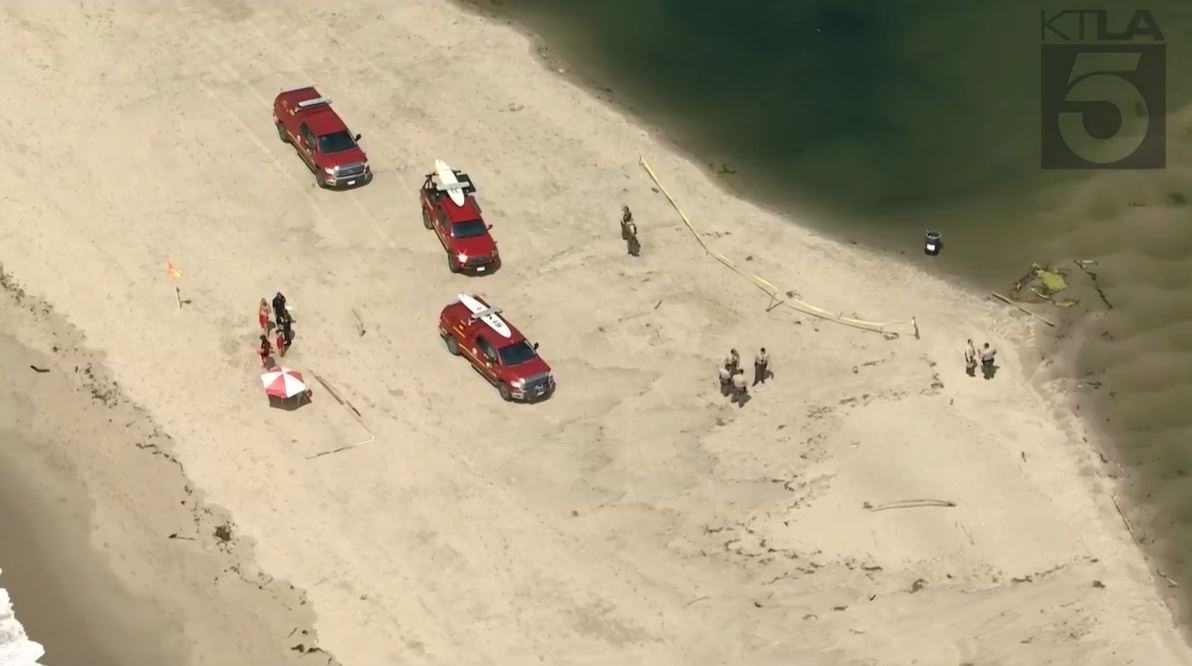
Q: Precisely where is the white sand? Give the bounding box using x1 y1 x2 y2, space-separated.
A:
0 1 1187 664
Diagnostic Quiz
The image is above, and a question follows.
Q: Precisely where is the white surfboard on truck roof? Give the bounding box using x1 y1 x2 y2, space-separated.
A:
458 293 511 338
435 159 467 206
296 96 331 109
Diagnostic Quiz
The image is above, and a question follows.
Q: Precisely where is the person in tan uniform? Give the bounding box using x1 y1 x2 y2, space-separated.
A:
980 342 997 379
753 347 770 385
620 205 641 256
731 368 748 404
718 363 732 396
724 348 740 373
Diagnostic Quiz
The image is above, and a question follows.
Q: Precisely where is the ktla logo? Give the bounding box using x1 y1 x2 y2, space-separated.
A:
1040 9 1165 169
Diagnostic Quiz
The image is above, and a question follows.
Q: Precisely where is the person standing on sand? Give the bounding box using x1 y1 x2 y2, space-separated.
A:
718 363 732 395
753 348 770 386
620 205 633 240
731 368 748 404
258 298 271 332
272 292 289 328
725 349 740 373
964 339 978 377
275 327 287 358
258 334 273 368
625 220 640 257
980 342 997 379
281 318 295 354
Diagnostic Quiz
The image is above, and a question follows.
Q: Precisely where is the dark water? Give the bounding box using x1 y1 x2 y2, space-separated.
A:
474 0 1192 616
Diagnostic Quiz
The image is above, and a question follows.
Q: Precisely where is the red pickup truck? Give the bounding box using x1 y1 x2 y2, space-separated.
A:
419 166 500 274
439 294 555 402
272 86 371 188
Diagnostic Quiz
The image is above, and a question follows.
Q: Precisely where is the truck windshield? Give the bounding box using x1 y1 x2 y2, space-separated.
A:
452 220 487 238
318 131 356 154
498 341 537 366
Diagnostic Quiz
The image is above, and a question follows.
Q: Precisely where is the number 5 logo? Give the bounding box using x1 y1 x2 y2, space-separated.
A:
1058 52 1148 165
1041 44 1165 169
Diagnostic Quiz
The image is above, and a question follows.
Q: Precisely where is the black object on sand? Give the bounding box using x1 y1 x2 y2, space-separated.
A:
924 231 942 256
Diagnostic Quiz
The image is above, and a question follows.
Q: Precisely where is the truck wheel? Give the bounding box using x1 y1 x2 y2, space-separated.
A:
447 252 460 273
444 334 460 355
498 382 513 402
275 122 288 143
422 209 433 230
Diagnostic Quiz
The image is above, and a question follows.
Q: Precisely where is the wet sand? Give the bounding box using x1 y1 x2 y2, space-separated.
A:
0 281 333 666
0 427 189 666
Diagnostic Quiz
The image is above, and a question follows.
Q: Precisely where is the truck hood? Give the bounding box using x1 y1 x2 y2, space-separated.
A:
320 146 367 167
453 234 497 258
509 356 551 380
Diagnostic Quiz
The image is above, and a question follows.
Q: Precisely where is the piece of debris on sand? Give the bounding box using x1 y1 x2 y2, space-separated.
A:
1010 263 1079 308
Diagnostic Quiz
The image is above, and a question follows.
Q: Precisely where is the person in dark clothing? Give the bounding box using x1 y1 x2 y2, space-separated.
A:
281 318 295 353
620 205 633 240
272 292 289 327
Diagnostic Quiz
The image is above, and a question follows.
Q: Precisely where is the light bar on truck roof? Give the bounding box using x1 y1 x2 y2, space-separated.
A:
435 174 476 196
279 85 315 95
471 306 502 320
297 96 332 109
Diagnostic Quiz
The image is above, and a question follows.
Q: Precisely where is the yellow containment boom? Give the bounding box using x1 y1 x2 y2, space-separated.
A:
638 155 918 338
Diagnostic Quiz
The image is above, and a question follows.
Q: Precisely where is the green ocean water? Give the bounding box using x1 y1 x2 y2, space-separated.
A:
473 0 1192 617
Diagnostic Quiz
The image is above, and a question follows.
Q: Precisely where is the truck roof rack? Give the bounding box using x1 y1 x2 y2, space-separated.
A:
469 305 502 321
297 96 332 109
433 171 476 196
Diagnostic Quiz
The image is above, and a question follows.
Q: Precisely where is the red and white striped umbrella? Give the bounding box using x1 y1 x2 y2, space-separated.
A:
261 367 307 399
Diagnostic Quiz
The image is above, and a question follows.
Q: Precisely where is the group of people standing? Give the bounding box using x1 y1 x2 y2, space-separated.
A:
718 347 770 405
964 339 997 379
257 292 295 367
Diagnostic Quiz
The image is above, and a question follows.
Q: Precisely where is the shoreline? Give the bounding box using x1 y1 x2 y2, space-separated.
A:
0 425 188 666
0 1 1187 663
453 0 967 268
0 267 337 666
0 571 43 665
456 0 1192 638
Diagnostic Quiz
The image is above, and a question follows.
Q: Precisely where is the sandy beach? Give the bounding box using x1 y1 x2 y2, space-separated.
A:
0 1 1188 664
